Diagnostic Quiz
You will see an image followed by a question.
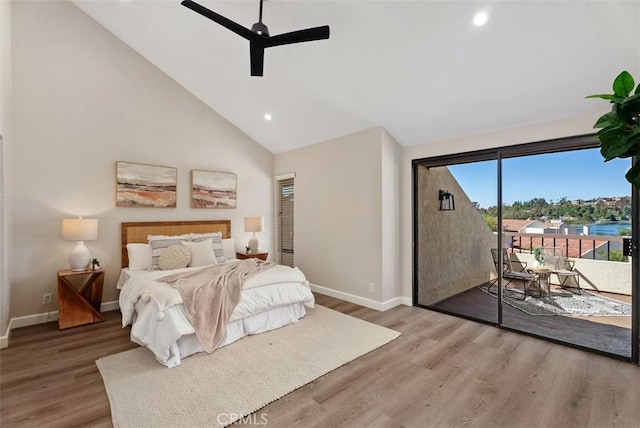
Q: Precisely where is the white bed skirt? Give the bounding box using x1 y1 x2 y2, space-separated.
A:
130 299 307 368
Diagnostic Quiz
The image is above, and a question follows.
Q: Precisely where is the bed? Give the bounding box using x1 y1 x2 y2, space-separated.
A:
117 220 314 367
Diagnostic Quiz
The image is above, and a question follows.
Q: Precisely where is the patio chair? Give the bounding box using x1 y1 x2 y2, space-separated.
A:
541 247 581 292
489 248 539 299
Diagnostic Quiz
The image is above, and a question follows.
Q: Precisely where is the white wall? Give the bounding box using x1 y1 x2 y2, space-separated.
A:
0 0 12 345
381 129 400 302
10 1 272 319
399 115 601 300
274 127 399 305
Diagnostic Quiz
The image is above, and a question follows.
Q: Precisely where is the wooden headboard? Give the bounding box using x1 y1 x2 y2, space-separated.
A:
121 220 231 267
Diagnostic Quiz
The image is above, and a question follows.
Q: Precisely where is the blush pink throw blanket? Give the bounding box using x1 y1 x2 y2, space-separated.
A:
159 259 276 353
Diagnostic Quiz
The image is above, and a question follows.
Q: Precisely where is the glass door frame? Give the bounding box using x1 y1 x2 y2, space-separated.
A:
412 149 500 325
412 134 639 363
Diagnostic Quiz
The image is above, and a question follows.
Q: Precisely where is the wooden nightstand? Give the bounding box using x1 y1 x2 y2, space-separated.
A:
236 251 269 261
57 269 105 330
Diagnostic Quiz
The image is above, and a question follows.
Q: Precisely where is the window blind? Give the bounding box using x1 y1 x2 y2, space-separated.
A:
277 177 294 267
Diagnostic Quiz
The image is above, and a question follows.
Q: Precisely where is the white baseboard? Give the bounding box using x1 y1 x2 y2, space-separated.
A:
101 300 120 312
0 300 120 349
10 311 59 329
310 284 412 311
397 295 413 307
0 321 9 349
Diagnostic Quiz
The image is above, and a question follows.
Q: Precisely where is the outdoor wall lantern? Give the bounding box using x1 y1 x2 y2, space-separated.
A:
439 190 455 211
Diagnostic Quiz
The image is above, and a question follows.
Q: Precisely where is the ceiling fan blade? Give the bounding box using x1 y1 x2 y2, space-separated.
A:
265 26 330 48
182 0 255 40
250 42 266 77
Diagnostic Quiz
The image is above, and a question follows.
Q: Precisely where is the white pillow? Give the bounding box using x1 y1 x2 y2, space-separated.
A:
182 239 217 267
222 238 236 261
190 232 221 239
126 243 152 271
190 233 225 263
148 234 191 269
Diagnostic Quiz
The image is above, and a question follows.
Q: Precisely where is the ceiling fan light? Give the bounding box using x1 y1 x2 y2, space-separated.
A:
251 22 269 36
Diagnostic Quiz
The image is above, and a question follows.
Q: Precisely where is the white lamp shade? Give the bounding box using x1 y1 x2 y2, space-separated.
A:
244 217 264 233
62 218 98 241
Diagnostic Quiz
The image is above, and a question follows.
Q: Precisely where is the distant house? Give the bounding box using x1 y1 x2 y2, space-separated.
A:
502 219 538 233
503 220 540 250
522 220 547 234
542 220 574 235
504 219 609 259
504 218 575 235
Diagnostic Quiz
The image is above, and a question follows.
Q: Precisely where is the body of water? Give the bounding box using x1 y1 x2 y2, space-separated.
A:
580 223 632 237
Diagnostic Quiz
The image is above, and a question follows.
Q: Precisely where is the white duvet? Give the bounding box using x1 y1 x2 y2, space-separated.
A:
118 261 315 367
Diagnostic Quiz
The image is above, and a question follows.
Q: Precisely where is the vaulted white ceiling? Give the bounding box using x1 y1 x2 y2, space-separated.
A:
73 0 640 154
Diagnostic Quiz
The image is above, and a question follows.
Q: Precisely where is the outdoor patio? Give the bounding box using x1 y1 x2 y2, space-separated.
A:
432 281 632 358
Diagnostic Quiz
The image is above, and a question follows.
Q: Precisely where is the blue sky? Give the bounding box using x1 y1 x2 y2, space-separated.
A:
448 147 632 208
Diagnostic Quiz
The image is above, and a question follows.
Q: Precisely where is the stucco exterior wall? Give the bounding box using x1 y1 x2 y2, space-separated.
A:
516 253 632 295
416 166 497 306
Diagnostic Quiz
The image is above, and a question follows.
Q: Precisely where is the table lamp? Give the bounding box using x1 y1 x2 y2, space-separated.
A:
62 217 98 271
244 217 264 253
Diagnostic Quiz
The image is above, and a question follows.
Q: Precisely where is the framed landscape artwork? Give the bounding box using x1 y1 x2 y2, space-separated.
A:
116 161 177 208
191 170 237 208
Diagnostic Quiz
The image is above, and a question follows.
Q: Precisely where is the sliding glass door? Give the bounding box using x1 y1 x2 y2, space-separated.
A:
414 158 498 325
413 136 639 362
500 148 633 358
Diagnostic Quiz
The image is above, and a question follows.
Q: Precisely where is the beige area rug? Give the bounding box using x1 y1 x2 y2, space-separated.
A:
96 305 400 428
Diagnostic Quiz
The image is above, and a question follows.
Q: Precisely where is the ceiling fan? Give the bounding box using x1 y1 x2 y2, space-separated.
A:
181 0 330 77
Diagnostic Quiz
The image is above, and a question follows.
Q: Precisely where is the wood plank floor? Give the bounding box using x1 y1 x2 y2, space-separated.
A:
1 294 639 427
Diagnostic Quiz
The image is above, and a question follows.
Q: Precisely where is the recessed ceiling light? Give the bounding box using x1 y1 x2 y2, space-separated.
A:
264 113 272 121
473 11 488 27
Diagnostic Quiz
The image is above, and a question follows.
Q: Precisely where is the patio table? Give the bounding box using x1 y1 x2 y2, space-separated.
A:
526 266 551 297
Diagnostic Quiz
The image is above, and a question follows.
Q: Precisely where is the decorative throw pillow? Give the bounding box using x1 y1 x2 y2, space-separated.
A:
181 239 217 267
126 243 152 271
148 234 190 269
158 245 192 270
222 238 236 261
190 233 226 263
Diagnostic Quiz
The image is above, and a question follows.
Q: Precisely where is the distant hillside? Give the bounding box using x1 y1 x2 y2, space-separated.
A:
477 196 631 223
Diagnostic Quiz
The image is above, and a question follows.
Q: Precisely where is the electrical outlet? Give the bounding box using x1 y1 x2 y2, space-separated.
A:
42 293 52 305
368 282 375 293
